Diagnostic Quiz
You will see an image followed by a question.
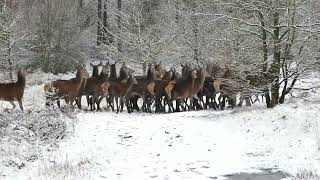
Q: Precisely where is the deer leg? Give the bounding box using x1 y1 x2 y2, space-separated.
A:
183 99 189 111
76 96 82 109
220 96 226 110
57 99 61 109
9 101 16 110
175 100 180 112
120 97 125 113
148 96 154 113
68 97 75 111
126 98 132 113
108 96 115 112
189 98 194 111
86 95 90 108
143 96 147 112
115 97 119 113
17 100 24 111
94 95 101 111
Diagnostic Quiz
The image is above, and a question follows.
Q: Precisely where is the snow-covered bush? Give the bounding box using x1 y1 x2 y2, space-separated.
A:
0 109 76 171
289 169 320 180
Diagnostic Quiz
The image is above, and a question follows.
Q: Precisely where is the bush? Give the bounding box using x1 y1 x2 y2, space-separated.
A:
0 109 76 171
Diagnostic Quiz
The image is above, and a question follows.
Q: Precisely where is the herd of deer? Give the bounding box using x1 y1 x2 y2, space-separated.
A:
0 62 264 113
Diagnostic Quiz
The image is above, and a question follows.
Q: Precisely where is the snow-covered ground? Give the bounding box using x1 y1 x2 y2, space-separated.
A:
3 102 320 180
0 71 320 180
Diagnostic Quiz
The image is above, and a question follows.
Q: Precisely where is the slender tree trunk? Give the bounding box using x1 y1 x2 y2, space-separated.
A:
117 0 122 53
97 0 102 46
270 11 281 107
102 0 112 45
7 44 13 80
79 0 83 7
257 11 272 108
279 0 297 104
191 3 200 64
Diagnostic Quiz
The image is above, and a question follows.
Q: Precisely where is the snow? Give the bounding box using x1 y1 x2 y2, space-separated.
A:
1 102 319 180
1 70 320 179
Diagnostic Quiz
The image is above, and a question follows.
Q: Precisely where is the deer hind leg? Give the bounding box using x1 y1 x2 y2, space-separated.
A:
67 96 75 111
119 97 125 113
115 97 119 113
108 96 115 112
9 101 16 110
94 95 101 111
86 95 90 108
17 99 24 111
57 99 61 109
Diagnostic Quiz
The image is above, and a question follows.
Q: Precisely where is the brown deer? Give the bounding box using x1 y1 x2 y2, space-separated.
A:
201 77 220 110
109 74 138 113
127 66 156 113
76 62 102 109
190 67 206 110
80 62 110 110
44 66 89 109
154 62 164 79
166 68 197 112
162 69 173 80
109 62 117 80
0 68 27 111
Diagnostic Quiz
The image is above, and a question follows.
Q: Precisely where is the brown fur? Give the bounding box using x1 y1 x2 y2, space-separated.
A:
164 80 176 99
191 67 206 96
109 75 138 113
0 68 27 111
44 67 89 109
170 69 197 99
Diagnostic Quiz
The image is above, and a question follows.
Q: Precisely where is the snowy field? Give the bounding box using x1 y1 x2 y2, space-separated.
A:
0 71 320 180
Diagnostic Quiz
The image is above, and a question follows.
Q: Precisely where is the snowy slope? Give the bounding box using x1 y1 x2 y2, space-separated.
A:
3 102 319 180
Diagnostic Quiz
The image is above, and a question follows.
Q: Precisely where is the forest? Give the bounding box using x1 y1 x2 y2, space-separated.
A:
1 0 320 180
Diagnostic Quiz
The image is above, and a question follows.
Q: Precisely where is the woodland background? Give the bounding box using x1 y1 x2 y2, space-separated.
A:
1 0 320 107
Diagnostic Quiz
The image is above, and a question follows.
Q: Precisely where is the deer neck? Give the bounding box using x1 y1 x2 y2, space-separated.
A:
75 71 84 85
100 73 109 81
17 72 26 87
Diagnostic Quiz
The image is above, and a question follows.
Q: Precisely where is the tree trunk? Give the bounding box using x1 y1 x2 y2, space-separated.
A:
117 0 122 53
257 11 272 108
97 0 102 46
7 43 13 81
103 0 112 45
191 2 200 64
79 0 83 7
270 11 281 107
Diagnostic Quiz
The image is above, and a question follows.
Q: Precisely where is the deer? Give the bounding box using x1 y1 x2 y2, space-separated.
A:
154 62 164 79
102 62 118 110
164 67 197 112
76 62 102 109
127 65 156 113
0 68 27 111
108 74 138 113
44 66 89 110
189 67 206 110
82 62 111 110
200 77 221 110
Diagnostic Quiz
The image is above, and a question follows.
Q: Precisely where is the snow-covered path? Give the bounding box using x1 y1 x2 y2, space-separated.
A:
33 102 320 180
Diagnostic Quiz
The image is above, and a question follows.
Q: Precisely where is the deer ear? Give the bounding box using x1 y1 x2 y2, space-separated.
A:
106 61 110 65
99 61 103 66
